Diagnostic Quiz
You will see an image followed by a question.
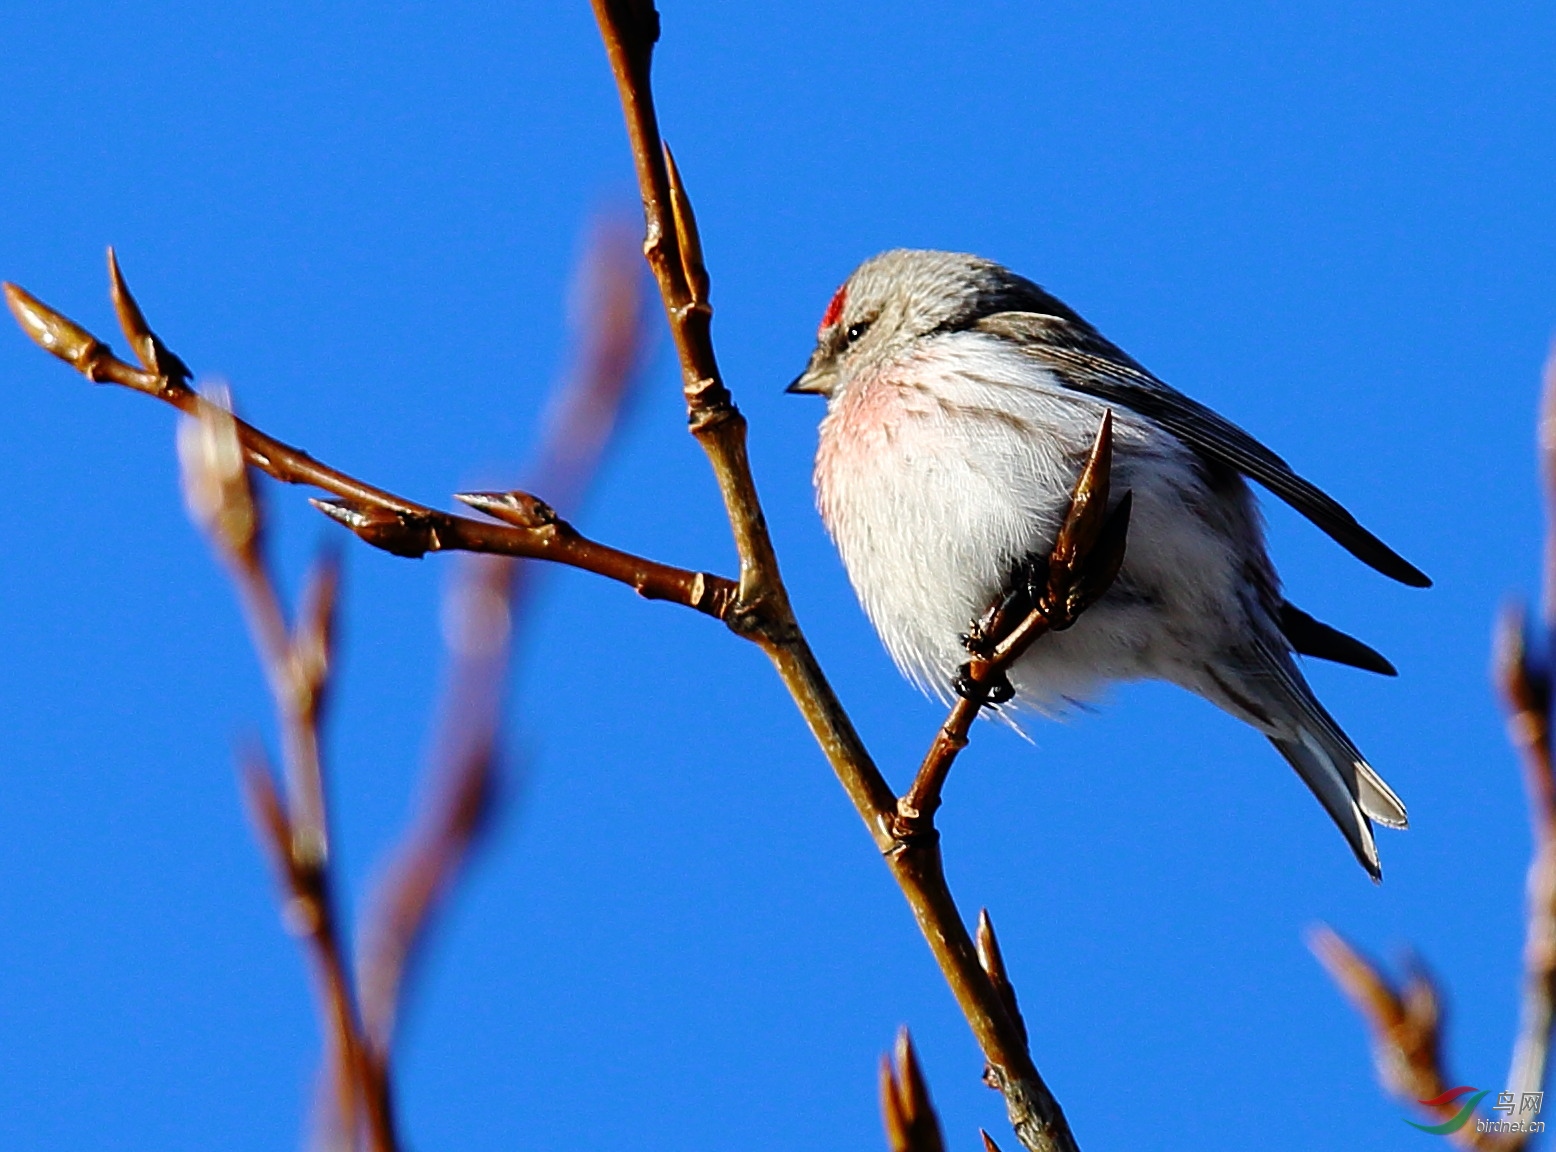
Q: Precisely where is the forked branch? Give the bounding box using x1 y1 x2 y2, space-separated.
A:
179 394 396 1151
169 229 648 1150
1311 928 1517 1151
590 4 1099 1148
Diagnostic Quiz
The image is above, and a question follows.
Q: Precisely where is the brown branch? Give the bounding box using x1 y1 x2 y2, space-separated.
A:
355 704 496 1058
1317 349 1556 1149
2 264 733 623
1504 345 1556 1109
241 750 390 1151
589 4 788 629
524 216 651 523
168 224 652 1149
1498 605 1556 1116
346 564 500 1142
354 218 650 1065
589 6 1086 1149
6 17 1104 1148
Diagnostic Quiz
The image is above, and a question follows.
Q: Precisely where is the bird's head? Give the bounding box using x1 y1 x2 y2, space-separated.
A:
786 248 1064 401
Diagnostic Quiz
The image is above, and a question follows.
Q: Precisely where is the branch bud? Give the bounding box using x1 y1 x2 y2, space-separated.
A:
3 282 111 375
107 247 191 385
454 490 560 530
663 143 710 307
311 499 436 557
880 1029 945 1152
975 909 1028 1049
293 552 341 711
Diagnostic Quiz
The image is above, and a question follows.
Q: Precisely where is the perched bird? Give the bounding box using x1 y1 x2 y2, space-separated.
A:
788 249 1429 879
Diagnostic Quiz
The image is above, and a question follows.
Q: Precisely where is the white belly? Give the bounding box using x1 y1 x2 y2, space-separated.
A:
814 334 1268 710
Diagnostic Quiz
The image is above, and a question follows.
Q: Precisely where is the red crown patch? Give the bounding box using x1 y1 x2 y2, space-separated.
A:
819 284 847 334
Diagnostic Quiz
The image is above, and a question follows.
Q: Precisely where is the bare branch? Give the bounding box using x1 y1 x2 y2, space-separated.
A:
6 264 731 622
525 217 652 525
179 393 392 1151
1539 345 1556 628
10 18 1091 1149
354 623 499 1064
1496 602 1556 1114
976 911 1029 1078
1319 350 1556 1148
1504 343 1556 1108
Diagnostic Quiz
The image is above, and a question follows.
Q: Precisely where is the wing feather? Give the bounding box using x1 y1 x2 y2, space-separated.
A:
972 311 1430 588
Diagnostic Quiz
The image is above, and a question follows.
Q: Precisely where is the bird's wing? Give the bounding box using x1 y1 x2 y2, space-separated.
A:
972 311 1430 588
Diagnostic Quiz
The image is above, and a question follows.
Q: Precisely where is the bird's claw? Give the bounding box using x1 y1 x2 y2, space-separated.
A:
953 664 1013 705
962 555 1049 657
985 676 1014 705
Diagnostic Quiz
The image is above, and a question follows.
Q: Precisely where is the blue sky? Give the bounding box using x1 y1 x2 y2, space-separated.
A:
1 2 1554 1149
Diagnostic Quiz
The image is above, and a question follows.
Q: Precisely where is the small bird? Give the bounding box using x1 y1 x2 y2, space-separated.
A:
788 249 1429 879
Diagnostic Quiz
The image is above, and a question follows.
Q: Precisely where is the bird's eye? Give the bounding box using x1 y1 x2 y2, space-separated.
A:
844 320 871 345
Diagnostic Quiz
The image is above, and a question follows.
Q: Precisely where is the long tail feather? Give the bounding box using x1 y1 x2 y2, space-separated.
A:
1269 732 1381 881
1242 638 1406 878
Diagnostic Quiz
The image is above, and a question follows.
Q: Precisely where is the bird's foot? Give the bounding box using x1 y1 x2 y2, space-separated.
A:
962 555 1049 657
953 663 1013 705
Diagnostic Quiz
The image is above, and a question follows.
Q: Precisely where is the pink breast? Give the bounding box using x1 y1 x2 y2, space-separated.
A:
815 370 931 531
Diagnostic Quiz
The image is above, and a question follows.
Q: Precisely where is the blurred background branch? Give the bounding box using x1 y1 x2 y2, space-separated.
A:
354 217 649 1066
172 221 649 1150
1315 348 1556 1150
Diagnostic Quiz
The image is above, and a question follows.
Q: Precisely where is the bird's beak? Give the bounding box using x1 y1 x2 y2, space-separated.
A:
786 368 828 395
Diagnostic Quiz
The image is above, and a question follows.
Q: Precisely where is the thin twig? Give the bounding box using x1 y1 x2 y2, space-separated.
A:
6 18 1094 1147
354 219 650 1064
174 224 650 1150
588 5 1087 1148
2 268 732 621
343 556 501 1143
1310 927 1515 1151
1500 606 1556 1117
1506 346 1556 1109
